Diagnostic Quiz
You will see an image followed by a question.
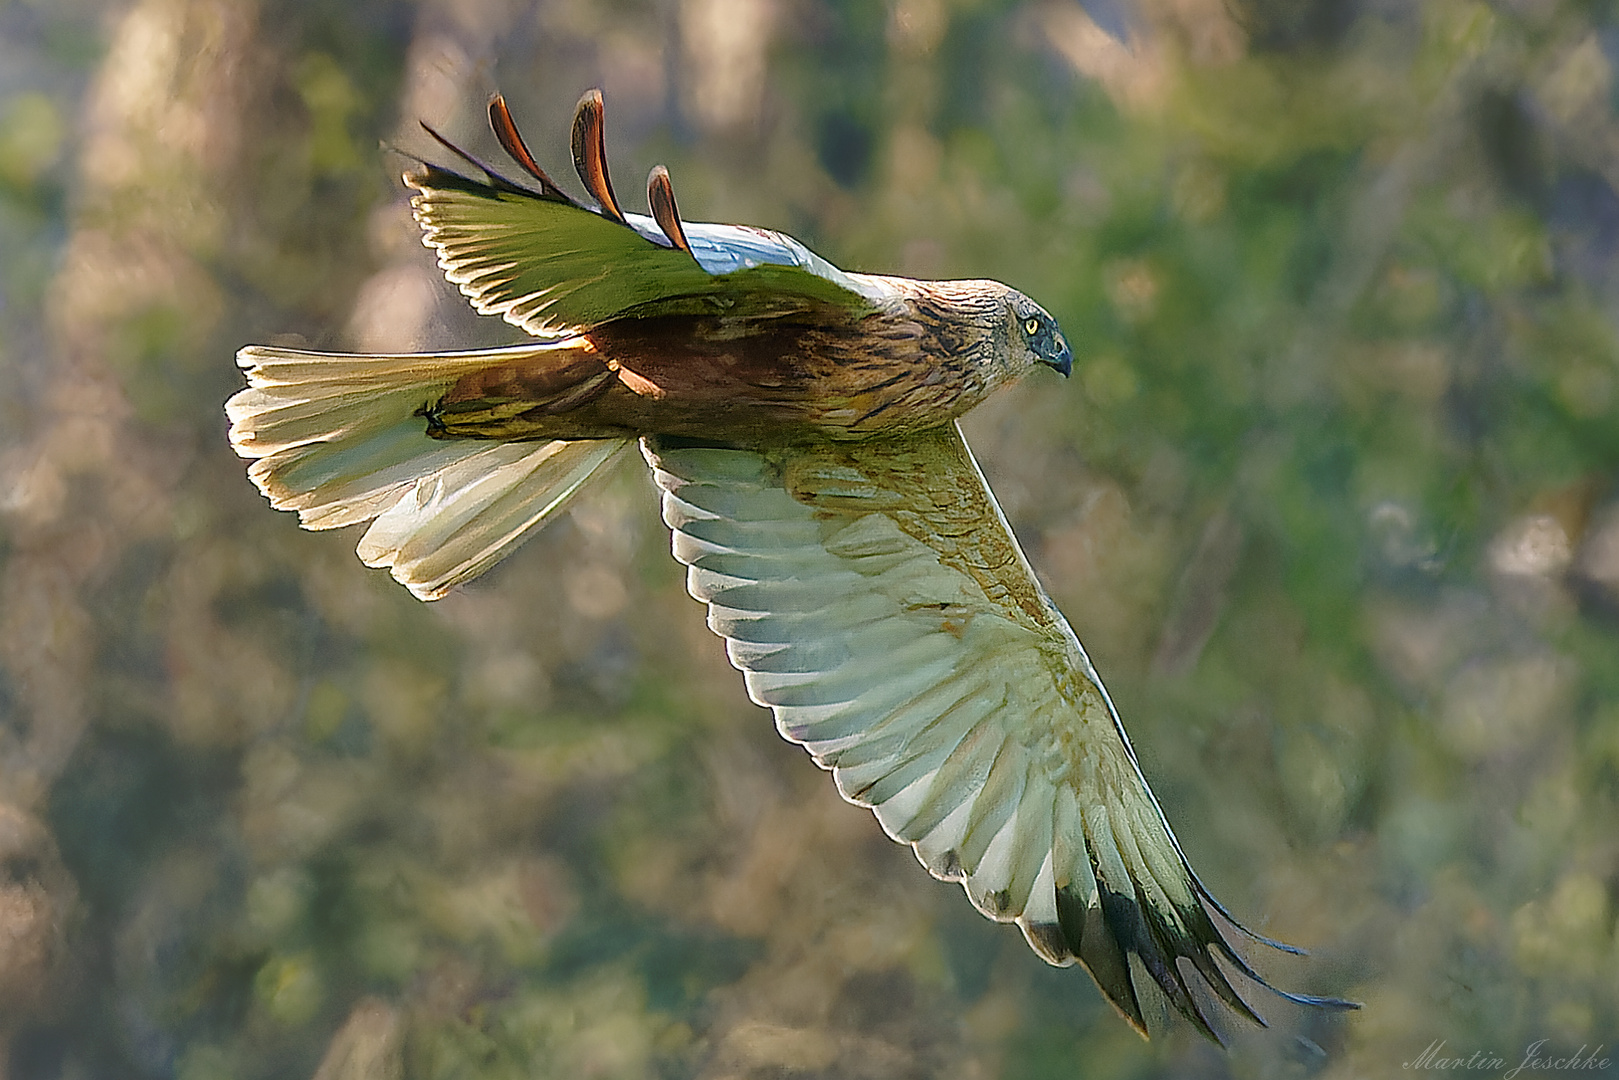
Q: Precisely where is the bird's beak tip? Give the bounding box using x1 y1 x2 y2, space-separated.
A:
1048 351 1072 378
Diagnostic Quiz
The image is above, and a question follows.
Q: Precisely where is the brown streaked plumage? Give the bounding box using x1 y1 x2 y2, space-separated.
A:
425 279 1018 443
225 90 1356 1042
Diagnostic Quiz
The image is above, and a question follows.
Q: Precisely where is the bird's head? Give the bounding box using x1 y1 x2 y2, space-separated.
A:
1006 294 1072 378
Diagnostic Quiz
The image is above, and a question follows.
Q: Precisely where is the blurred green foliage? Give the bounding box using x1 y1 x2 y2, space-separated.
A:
2 0 1619 1077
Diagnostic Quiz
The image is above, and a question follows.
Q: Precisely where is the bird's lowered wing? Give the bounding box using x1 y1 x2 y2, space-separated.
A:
406 94 889 337
645 425 1351 1039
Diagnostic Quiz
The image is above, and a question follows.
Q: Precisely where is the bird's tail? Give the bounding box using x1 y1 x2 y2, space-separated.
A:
227 343 631 600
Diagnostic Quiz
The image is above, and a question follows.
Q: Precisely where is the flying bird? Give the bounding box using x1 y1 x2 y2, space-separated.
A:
226 90 1354 1040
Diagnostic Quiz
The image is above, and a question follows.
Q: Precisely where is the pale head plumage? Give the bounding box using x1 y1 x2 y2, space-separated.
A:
1010 293 1073 377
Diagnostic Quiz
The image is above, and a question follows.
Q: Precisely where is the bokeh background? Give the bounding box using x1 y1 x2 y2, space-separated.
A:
2 0 1618 1076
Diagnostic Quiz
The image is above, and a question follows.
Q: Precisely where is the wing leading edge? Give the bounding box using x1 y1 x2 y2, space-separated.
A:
644 425 1356 1039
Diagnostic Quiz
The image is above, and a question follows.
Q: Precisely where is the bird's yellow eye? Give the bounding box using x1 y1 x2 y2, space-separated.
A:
1025 317 1040 336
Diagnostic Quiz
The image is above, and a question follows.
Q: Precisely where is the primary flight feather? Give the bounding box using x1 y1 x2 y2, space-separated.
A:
226 90 1354 1039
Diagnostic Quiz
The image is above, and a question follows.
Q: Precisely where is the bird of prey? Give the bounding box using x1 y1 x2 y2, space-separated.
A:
226 90 1353 1040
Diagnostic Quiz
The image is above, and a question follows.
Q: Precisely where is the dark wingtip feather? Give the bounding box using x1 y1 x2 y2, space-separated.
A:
1021 921 1073 966
571 89 626 224
1172 897 1270 1026
1056 884 1148 1036
1194 885 1362 1012
487 93 578 203
1202 906 1362 1026
1195 879 1310 955
1048 858 1357 1043
1101 885 1236 1044
647 165 693 255
415 121 539 196
1272 989 1362 1010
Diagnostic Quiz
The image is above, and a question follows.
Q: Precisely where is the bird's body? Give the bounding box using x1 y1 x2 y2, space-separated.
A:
425 279 1022 443
226 90 1353 1041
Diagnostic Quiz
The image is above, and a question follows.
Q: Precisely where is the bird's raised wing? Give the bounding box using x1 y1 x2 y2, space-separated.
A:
645 425 1352 1039
406 93 889 337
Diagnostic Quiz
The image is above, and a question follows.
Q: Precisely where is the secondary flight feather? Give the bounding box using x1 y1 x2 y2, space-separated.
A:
226 90 1355 1039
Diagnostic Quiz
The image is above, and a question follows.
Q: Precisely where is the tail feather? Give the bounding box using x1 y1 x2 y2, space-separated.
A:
355 437 628 599
229 343 567 452
228 343 629 599
246 419 484 528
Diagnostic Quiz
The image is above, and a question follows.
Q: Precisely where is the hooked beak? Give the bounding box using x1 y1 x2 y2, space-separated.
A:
1043 337 1073 378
